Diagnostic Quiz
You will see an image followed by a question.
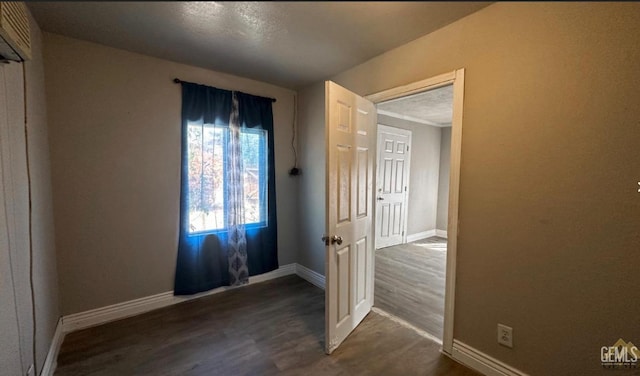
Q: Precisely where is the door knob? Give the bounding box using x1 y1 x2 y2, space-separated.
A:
321 235 343 246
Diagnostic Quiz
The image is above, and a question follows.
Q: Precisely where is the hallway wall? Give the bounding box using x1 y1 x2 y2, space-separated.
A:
436 127 451 232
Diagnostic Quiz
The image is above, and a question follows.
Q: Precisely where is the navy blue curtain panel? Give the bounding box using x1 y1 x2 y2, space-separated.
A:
236 92 279 277
174 82 279 295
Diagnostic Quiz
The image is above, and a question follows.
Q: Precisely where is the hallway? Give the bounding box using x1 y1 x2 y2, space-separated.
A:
374 236 447 340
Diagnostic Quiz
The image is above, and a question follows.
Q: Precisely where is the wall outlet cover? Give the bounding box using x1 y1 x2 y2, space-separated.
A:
497 323 513 348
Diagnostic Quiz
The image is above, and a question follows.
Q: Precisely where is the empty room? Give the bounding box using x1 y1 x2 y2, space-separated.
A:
1 2 639 376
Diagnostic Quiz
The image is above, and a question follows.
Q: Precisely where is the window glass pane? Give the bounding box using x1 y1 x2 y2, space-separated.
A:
188 124 225 233
187 124 267 234
241 129 267 225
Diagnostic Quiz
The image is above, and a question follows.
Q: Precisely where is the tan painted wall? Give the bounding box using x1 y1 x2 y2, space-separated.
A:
296 82 326 275
0 10 60 374
0 56 29 376
332 3 640 375
377 114 442 236
43 33 298 315
26 12 61 371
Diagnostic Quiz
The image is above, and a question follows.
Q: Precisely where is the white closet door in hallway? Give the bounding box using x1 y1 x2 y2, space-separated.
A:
375 124 411 249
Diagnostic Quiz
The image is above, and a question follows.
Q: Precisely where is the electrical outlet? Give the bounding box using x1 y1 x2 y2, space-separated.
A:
497 324 513 348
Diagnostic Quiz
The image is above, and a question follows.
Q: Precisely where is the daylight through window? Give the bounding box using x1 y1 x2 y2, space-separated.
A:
187 123 267 233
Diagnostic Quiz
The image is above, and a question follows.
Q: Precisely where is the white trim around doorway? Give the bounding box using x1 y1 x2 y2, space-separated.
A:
365 68 465 356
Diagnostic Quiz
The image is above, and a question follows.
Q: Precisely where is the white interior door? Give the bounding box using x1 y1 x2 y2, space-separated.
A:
375 125 411 249
324 81 375 354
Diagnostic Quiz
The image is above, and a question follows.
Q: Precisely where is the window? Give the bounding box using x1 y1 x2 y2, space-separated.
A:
187 122 267 234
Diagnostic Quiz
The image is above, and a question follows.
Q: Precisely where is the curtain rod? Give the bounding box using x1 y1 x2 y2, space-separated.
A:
173 78 276 103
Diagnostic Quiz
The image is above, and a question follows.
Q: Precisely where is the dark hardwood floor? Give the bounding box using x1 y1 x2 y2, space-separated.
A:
55 274 476 375
375 236 447 340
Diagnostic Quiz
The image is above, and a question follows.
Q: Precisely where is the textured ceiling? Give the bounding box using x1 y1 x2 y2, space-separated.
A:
28 2 491 89
377 85 453 127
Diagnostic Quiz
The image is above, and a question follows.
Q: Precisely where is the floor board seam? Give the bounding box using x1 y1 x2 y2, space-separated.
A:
371 307 443 345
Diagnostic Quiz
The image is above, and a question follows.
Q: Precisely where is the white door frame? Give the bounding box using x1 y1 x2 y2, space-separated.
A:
366 69 465 355
375 124 412 249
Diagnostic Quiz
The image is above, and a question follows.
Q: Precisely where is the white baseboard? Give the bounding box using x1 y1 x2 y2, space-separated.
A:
41 317 64 376
436 229 448 238
62 290 174 333
250 263 296 284
451 340 528 376
295 263 326 290
406 229 436 243
62 263 297 333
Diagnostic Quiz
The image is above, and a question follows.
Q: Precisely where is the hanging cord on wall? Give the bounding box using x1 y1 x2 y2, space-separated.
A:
22 62 38 376
288 93 300 176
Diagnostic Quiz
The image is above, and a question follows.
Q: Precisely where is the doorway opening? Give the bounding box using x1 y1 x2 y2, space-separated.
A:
372 82 454 344
320 69 464 355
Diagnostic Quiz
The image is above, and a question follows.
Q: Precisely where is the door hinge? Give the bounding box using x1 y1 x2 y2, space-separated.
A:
407 145 409 152
404 186 407 192
402 231 405 236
